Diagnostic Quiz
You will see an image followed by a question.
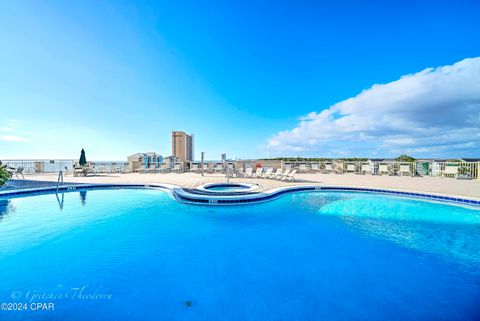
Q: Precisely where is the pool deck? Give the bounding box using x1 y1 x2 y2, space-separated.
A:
2 172 479 200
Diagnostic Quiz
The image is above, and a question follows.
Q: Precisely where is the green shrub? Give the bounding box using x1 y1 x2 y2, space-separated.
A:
0 161 10 187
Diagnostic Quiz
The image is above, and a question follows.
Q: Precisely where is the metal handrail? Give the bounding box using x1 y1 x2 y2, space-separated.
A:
56 170 64 192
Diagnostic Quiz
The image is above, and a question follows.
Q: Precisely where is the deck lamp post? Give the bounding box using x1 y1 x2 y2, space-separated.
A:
201 152 205 177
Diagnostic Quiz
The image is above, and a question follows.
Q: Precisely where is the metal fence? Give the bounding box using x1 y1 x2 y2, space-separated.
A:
432 162 478 179
90 162 130 173
1 159 76 174
2 159 479 179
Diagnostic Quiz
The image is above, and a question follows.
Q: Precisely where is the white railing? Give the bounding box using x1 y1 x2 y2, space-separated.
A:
432 162 478 179
1 159 75 174
90 162 130 173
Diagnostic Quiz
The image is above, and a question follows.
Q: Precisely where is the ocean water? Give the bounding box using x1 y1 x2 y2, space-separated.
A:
0 189 479 320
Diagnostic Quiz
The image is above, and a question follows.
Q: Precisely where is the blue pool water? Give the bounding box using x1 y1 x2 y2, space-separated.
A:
0 189 479 320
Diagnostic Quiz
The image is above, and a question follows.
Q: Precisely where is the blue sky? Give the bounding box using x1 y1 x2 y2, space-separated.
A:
1 0 479 160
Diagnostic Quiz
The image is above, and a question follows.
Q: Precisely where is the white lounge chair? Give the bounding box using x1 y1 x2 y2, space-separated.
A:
360 163 371 174
253 167 263 178
311 163 320 172
202 163 209 173
270 168 283 178
378 164 390 175
346 163 356 173
190 164 199 172
173 164 182 172
443 165 458 178
276 169 290 179
299 164 307 172
399 164 412 176
13 167 25 179
323 163 332 173
244 167 253 177
281 169 297 181
261 168 273 178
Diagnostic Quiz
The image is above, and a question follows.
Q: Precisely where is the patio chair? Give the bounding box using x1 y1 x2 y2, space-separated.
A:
323 163 333 173
244 167 253 178
378 164 390 175
399 164 412 176
135 165 147 174
299 164 307 172
346 163 356 173
202 164 210 173
360 163 371 174
270 168 283 179
281 169 298 181
253 167 263 178
276 169 290 179
261 168 273 178
311 163 320 172
443 165 458 178
235 167 245 177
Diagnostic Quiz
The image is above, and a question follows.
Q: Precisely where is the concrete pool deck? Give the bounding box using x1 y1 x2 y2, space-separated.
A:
2 172 479 200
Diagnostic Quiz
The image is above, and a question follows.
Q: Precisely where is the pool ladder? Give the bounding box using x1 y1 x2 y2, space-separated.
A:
56 170 64 192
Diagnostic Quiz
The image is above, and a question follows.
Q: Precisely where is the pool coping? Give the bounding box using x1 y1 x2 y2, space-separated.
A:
1 183 479 207
195 182 259 194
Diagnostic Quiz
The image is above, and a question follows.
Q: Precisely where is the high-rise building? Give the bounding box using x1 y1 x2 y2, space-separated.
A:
172 131 194 162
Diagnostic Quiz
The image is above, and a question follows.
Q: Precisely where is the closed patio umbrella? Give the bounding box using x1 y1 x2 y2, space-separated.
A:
79 149 87 166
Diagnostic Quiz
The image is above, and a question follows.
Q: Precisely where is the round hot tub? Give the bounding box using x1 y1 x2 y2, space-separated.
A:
196 183 259 194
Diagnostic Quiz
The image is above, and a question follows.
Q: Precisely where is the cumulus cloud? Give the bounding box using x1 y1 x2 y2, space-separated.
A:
267 57 480 157
0 120 27 142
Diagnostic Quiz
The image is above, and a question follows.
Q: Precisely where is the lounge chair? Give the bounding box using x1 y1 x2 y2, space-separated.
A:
378 164 390 175
261 168 273 178
244 167 253 178
323 163 333 173
234 167 244 177
299 164 308 172
311 163 320 172
13 167 25 179
346 163 355 173
253 167 263 178
173 164 182 173
73 165 93 176
398 164 412 176
270 168 283 178
135 165 147 174
190 164 199 172
276 169 290 179
360 163 371 174
281 169 297 181
443 165 458 178
202 164 209 173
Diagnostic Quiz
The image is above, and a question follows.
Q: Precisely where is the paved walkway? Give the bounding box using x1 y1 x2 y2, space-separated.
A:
3 172 479 200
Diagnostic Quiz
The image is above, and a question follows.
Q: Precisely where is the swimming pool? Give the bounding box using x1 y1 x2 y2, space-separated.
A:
0 188 479 320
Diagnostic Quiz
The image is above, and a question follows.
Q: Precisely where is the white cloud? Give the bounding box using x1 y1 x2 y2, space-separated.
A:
0 135 27 142
0 120 27 141
267 57 480 157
